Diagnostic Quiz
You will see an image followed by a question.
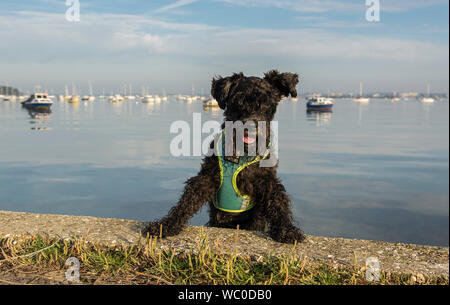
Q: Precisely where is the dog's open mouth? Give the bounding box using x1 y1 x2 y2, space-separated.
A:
243 135 256 144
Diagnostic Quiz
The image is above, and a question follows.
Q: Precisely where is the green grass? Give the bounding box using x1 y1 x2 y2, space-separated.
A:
0 234 447 285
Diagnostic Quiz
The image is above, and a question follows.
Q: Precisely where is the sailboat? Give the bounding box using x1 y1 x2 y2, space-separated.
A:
68 84 80 103
108 94 125 103
391 91 401 102
186 84 195 103
69 95 80 103
2 85 16 101
353 81 370 103
161 88 168 101
140 86 154 103
141 95 154 103
63 85 71 101
126 84 136 100
203 96 219 107
421 84 435 103
82 81 96 102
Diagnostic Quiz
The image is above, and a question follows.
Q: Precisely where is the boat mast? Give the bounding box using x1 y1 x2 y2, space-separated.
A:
88 80 93 96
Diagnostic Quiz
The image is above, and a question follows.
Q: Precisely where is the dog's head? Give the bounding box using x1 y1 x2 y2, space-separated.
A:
211 70 299 151
211 70 298 122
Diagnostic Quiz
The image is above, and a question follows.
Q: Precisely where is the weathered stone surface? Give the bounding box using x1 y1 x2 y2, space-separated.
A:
0 210 448 280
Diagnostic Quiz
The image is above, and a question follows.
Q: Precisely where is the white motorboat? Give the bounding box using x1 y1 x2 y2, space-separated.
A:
306 97 334 111
21 93 53 109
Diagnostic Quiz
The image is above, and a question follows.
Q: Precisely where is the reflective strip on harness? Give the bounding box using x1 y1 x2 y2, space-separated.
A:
214 132 270 213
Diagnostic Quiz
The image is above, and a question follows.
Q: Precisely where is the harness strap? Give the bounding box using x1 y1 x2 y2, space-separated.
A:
214 131 271 213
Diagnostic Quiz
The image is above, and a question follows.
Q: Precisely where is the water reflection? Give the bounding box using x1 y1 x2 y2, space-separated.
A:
26 108 52 131
291 98 298 120
422 102 433 121
143 102 156 115
202 104 221 118
67 102 80 113
1 99 448 246
306 110 332 127
357 102 368 122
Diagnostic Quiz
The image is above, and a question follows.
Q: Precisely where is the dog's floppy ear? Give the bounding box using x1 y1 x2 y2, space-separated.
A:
211 73 244 109
264 70 299 98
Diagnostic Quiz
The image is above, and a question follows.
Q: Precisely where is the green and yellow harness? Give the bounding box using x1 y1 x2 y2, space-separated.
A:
213 132 270 213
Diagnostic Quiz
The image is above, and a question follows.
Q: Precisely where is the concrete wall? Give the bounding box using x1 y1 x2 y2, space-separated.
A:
0 210 448 280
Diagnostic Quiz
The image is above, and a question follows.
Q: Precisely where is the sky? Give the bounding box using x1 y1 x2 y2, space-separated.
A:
0 0 448 95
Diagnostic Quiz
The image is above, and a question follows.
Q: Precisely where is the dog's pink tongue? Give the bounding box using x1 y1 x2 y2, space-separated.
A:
243 136 256 144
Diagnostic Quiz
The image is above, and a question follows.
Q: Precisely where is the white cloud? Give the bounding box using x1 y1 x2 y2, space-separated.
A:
2 10 446 63
381 0 448 12
0 11 219 62
0 9 448 92
218 0 448 13
0 10 447 65
218 0 361 13
199 28 448 62
154 0 199 13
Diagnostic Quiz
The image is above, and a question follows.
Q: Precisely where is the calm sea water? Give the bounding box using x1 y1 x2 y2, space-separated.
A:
0 98 448 246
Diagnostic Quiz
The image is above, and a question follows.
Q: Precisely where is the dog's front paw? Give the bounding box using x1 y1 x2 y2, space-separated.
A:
142 221 184 238
142 221 164 237
270 226 305 244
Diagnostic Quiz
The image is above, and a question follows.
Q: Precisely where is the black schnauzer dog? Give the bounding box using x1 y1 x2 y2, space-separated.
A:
144 70 305 244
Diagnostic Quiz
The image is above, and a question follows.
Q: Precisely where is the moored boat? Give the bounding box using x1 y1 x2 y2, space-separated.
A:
306 97 334 111
81 95 95 102
108 94 124 103
353 81 370 103
421 84 435 103
68 95 80 103
141 95 154 103
421 97 435 103
203 97 219 107
21 93 53 110
353 97 370 103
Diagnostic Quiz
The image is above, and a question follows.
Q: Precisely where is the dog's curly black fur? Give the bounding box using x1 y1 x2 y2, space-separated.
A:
143 70 305 244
